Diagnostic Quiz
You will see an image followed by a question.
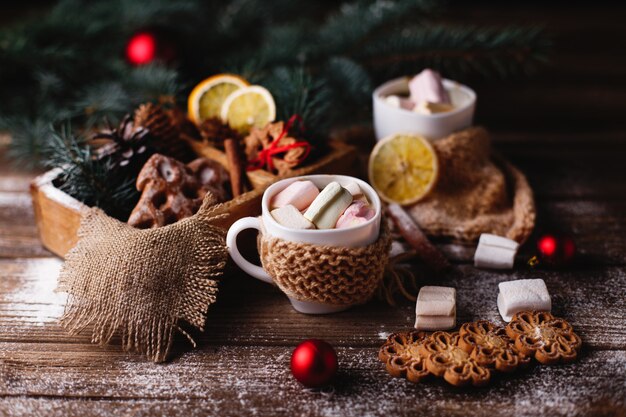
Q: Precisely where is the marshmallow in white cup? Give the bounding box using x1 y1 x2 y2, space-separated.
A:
373 71 476 141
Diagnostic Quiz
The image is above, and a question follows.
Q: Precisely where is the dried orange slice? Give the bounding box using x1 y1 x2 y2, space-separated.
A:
188 74 249 125
220 85 276 133
368 133 438 205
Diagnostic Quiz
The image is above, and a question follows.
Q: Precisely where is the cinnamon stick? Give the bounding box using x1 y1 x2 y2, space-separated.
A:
387 203 450 273
224 138 251 197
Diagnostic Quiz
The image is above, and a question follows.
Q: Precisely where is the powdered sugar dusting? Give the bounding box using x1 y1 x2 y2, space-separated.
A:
1 344 624 417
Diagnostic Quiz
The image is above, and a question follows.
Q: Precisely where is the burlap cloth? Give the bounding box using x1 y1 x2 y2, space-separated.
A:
257 221 391 306
408 127 535 243
56 194 228 363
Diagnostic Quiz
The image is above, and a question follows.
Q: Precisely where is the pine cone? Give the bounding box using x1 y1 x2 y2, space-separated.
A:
134 103 178 144
93 116 151 171
133 103 196 162
199 117 241 148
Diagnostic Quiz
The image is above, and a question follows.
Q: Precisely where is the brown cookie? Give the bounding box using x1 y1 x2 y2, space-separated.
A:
506 311 582 365
420 331 491 387
128 154 230 229
459 320 530 372
379 331 430 383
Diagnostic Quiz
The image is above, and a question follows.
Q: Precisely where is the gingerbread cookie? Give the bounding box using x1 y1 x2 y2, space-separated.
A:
379 331 430 383
419 331 491 387
459 320 530 372
128 154 230 228
506 311 582 365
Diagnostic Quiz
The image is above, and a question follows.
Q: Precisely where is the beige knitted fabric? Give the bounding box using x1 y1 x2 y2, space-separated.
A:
56 194 228 363
258 222 391 306
408 127 535 243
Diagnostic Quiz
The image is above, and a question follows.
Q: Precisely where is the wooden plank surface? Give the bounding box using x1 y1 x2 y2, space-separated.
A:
2 3 626 417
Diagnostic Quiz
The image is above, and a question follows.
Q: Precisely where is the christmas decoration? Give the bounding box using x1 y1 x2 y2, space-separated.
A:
187 74 249 125
45 124 140 220
133 103 196 162
245 116 311 175
290 339 338 388
198 118 241 148
126 30 176 66
126 32 157 66
535 233 576 268
1 0 550 167
93 115 152 171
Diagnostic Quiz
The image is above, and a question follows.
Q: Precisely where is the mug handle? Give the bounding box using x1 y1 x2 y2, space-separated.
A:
226 217 273 284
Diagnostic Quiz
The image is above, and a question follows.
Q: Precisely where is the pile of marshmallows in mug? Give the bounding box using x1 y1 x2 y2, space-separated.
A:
269 180 374 230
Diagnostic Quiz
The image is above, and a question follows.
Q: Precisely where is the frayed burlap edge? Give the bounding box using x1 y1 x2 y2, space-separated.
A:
56 194 228 362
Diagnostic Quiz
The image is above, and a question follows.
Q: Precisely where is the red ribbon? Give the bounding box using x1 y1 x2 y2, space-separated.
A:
246 114 312 173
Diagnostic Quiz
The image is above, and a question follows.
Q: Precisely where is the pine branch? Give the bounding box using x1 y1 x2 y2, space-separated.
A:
262 67 333 144
0 116 54 169
314 0 439 56
124 64 184 106
356 25 551 81
44 123 140 220
71 82 132 128
0 0 553 167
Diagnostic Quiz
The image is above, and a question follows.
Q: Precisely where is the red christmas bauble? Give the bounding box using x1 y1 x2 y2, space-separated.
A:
126 32 157 65
125 30 177 66
537 234 576 267
290 339 338 388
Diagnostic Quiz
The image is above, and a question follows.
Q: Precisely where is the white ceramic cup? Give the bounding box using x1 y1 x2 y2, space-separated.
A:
373 76 476 141
227 175 382 314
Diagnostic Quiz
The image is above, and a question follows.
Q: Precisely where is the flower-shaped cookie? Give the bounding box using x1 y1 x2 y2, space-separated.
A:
506 311 582 365
419 331 491 387
459 320 530 372
379 331 430 383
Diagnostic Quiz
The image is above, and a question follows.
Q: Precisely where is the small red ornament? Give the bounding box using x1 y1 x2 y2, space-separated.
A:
125 30 177 66
536 233 576 267
126 32 157 65
290 339 338 388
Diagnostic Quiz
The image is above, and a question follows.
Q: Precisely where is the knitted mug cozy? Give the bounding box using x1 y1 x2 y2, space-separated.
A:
258 221 391 306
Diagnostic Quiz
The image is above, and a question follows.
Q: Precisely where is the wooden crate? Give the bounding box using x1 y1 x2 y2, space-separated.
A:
30 140 357 258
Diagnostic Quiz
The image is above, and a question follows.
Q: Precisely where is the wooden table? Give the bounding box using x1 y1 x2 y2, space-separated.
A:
1 4 626 417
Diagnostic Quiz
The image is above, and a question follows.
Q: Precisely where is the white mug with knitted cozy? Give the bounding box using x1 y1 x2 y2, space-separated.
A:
227 175 383 314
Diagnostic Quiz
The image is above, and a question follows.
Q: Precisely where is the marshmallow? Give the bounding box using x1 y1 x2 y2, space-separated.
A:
474 233 520 270
303 182 353 229
385 95 415 110
414 286 456 331
270 180 319 211
409 69 451 105
415 314 456 331
414 100 455 115
416 286 456 316
343 181 362 197
271 205 315 229
497 279 551 322
335 200 376 229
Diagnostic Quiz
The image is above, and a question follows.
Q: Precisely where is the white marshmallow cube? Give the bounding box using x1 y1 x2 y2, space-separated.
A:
474 233 520 270
271 205 315 230
497 278 551 322
414 286 456 331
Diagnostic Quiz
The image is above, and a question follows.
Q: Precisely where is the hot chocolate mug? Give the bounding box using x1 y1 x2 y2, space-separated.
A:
226 175 382 314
